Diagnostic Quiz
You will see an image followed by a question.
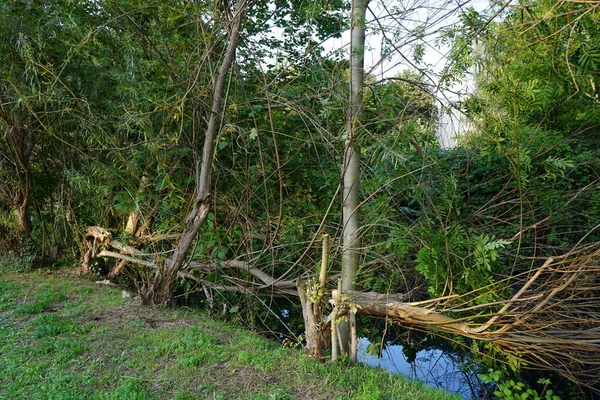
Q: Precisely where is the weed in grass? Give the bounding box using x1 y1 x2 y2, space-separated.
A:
51 338 84 361
109 350 129 365
29 313 74 337
75 321 96 334
177 353 208 367
250 391 295 400
172 393 195 400
196 384 218 394
15 290 67 314
0 280 20 310
93 378 157 400
180 326 215 347
96 325 109 335
63 303 89 317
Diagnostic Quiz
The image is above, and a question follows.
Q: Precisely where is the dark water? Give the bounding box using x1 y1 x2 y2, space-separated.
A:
268 303 489 398
357 337 489 399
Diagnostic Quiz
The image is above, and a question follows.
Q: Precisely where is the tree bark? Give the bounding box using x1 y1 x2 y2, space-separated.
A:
139 1 250 305
339 0 370 354
297 279 324 359
296 235 330 359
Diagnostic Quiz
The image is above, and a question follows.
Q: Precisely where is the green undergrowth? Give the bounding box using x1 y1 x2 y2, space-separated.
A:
0 269 460 400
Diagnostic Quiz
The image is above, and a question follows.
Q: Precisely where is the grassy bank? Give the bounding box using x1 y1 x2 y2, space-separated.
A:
0 269 460 400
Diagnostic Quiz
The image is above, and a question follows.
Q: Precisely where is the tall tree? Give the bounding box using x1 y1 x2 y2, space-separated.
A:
0 109 32 239
0 0 91 246
339 0 370 355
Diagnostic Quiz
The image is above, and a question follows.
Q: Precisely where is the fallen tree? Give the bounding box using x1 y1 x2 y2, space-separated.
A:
81 225 299 298
330 244 600 394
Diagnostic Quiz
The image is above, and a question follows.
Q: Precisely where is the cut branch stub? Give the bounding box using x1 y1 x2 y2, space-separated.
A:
297 234 332 359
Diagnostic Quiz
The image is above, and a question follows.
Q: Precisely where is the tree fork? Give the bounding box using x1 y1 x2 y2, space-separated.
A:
140 1 249 305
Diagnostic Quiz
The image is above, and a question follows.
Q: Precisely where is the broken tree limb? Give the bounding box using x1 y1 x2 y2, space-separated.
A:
94 250 299 297
82 225 153 278
83 225 295 287
133 233 181 245
188 260 296 289
82 224 299 297
330 249 600 394
108 260 129 280
330 289 479 335
82 208 169 279
96 251 154 268
109 240 146 256
178 272 297 297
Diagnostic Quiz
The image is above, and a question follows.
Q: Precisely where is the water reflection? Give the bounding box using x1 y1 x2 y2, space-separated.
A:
358 337 487 399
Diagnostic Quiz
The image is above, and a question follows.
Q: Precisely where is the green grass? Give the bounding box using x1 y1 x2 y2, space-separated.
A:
0 269 461 400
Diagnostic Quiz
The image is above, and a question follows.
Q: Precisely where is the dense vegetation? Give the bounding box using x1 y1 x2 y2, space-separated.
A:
1 0 599 398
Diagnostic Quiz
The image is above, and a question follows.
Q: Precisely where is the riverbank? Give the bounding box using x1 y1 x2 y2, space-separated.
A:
0 269 460 400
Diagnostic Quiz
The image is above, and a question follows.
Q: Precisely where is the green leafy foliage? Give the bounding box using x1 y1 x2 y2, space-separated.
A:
480 370 561 400
415 226 510 301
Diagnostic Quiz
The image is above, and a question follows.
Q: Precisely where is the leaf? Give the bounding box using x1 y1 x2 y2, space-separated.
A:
249 128 258 140
155 176 169 191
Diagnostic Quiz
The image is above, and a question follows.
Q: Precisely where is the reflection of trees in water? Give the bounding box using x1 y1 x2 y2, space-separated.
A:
358 328 488 399
397 347 482 398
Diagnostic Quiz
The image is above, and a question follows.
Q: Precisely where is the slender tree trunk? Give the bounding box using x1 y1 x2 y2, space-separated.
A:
141 0 249 305
339 0 369 355
6 111 33 240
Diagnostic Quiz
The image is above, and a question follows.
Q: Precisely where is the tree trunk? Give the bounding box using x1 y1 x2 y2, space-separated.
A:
140 1 249 305
339 0 370 354
13 191 31 238
6 111 33 240
297 279 325 359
